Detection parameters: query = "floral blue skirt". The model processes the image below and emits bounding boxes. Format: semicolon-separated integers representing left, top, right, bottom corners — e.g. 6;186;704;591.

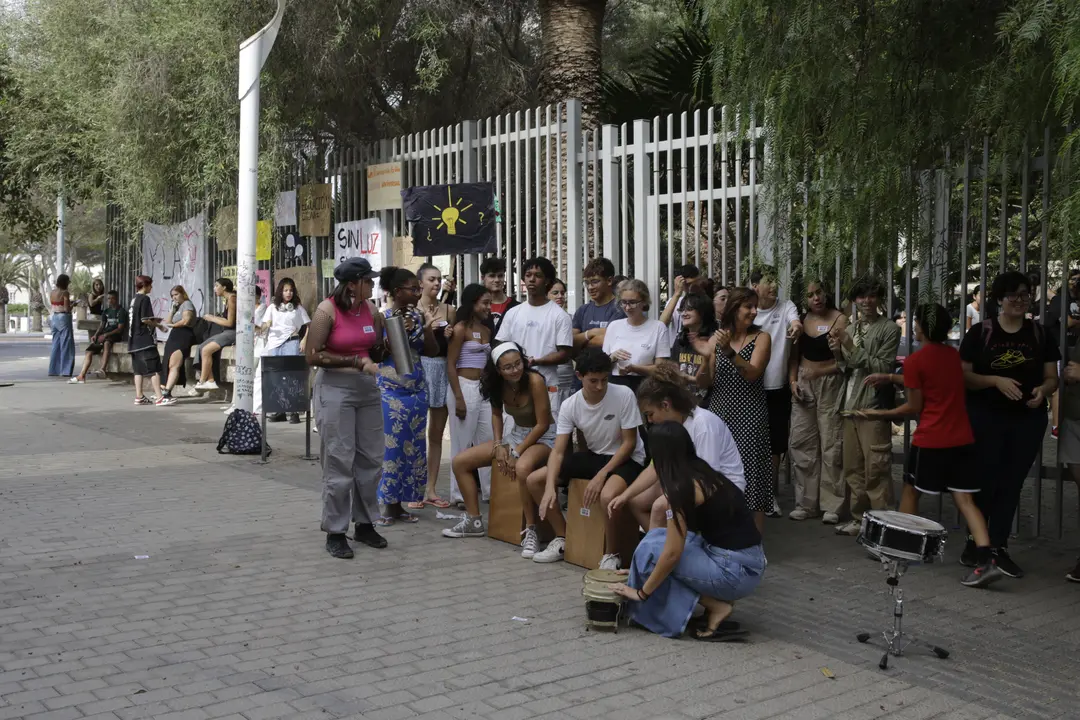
627;529;766;638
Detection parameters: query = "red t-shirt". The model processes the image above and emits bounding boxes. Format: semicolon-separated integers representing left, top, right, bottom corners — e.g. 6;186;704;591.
903;343;974;449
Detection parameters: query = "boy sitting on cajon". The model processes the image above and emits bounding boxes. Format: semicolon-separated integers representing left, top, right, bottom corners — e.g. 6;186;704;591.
526;347;645;567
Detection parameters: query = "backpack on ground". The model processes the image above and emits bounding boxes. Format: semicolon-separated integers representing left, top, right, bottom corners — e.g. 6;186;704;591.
217;410;268;455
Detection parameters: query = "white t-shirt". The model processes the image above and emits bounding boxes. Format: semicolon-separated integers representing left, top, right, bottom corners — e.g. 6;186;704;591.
556;384;646;465
602;318;671;376
685;411;745;492
263;304;311;352
496;301;573;389
965;303;981;326
669;295;686;336
754;299;800;389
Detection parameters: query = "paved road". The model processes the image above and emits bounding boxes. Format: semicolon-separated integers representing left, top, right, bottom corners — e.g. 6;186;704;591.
0;338;55;383
0;377;1078;720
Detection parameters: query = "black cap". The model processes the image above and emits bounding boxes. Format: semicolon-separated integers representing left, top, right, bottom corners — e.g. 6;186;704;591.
334;257;378;282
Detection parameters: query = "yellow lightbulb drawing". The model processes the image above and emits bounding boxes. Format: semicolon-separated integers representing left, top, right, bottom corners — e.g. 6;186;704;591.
432;187;473;235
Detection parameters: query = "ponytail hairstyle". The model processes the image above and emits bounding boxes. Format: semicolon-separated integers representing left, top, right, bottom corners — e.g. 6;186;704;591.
636;364;699;418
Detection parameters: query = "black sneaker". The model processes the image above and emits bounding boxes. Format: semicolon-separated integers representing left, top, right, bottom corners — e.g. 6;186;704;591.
287;413;300;424
268;413;286;423
993;548;1024;578
352;523;388;549
1067;558;1080;583
325;533;354;559
960;561;1004;588
959;537;978;568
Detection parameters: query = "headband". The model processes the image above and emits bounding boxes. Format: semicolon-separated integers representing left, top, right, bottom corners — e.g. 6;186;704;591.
491;343;521;365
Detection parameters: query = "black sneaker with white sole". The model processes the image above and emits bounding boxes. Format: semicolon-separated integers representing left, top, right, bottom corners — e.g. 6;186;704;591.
992;548;1024;578
325;533;354;559
1067;557;1080;583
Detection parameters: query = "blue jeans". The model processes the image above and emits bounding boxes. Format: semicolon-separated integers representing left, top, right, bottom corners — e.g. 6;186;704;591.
48;313;75;376
627;528;766;638
267;339;301;356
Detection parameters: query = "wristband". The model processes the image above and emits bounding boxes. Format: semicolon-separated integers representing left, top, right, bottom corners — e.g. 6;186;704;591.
638;589;649;601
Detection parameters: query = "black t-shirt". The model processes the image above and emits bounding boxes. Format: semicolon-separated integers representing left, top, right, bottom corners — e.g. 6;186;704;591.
671;333;709;405
128;294;156;352
958;318;1059;412
689;484;761;550
100;307;128;339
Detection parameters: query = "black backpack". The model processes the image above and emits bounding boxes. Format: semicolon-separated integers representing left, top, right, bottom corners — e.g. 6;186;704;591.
217;410;268;455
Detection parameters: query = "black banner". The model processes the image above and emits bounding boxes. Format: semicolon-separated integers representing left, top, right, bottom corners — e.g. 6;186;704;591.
403;183;496;256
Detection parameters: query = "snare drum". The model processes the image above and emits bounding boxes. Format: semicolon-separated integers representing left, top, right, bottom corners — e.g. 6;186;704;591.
858;510;947;564
581;569;625;631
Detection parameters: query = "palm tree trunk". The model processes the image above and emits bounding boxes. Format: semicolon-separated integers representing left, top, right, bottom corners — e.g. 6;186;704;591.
0;304;6;333
538;0;605;128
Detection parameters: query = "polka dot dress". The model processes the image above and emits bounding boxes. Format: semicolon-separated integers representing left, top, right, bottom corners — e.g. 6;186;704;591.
707;335;774;512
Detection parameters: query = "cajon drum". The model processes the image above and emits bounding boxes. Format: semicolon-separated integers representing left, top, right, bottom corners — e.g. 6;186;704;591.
487;461;554;546
565;478;606;569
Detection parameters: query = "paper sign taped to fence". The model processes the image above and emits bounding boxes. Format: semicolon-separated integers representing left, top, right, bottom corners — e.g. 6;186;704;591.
256;269;271;300
321;258;336;278
256;221;272;261
142;212;208;322
215;205;238;250
299;183;332;237
334;218;383;267
221;265;237;282
275;190;296;227
366;162;403;211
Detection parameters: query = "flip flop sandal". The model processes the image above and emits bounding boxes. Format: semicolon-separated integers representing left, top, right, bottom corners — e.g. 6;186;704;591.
693;626;749;643
394;512;420;524
405;501;426;511
375;516;395;527
424;497;451;509
689;617;741;633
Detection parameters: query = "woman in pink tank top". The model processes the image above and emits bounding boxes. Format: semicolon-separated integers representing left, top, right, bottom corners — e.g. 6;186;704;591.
305;257;389;559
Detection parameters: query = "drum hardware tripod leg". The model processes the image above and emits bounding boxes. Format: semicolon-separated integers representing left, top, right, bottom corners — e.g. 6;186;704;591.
856;559;949;669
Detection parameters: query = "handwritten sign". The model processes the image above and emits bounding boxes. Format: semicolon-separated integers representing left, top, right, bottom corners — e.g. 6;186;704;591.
256;221;272;261
274;190;296;227
334;218;383;266
366;162;403;211
299;183;332;237
143;212;208;322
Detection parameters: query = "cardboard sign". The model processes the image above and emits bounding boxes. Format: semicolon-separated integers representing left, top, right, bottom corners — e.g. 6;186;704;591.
299;183;332;237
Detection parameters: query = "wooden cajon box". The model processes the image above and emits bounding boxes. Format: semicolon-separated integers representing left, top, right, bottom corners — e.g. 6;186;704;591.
565;478;606;569
487;462;555;546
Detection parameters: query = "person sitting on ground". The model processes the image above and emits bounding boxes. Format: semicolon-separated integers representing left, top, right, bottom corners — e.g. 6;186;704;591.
609;421;765;639
527;347;646;567
70;290;127;384
859;303;1003;589
151;285;198;405
193;277;237;392
443;342;555;540
609;363;745;531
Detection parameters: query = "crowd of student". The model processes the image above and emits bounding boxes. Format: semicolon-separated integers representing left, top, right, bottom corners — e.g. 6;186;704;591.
48;252;1079;639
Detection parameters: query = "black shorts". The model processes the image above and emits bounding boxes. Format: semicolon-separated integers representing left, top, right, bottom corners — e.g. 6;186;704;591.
131;348;162;376
904;445;979;495
765;387;791;455
557;450;644;487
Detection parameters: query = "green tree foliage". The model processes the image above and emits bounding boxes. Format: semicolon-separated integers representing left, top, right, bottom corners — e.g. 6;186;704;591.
703;0;1080;291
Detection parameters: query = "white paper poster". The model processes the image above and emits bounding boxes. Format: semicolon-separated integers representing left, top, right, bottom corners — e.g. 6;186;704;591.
334;217;385;296
142;212;209;326
366;162;403;211
274;190;296;227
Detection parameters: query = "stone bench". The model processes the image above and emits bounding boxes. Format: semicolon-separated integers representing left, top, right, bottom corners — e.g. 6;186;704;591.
101;343;235;400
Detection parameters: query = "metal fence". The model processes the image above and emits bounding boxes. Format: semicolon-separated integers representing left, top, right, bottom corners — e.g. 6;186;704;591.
104;101;1076;540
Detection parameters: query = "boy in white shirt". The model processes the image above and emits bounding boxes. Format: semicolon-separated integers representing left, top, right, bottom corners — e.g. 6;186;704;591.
525;347;646;567
496;256;573;415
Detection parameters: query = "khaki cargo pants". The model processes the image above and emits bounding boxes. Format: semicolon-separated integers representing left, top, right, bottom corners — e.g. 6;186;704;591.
841;417;895;521
788;369;846;514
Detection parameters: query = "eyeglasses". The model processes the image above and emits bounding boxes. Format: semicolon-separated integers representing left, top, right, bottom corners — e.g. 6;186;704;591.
620;299;643;308
1004;292;1031;303
584;279;605;288
499;360;524;372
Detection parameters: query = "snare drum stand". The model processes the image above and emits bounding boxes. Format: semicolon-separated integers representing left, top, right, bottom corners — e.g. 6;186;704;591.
856;557;949;670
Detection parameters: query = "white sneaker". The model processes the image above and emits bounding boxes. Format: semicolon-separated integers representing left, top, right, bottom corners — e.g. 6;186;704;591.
194;380;218;392
821;512;840;525
835;519;862;536
599;553;621;571
532;537;565;563
223;405;236;415
68;377;84;384
788;507;819;521
766;498;782;518
520;526;539;559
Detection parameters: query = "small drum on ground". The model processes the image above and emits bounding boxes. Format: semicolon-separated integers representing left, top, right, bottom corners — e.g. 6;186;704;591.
582;569;626;632
858;510;947;564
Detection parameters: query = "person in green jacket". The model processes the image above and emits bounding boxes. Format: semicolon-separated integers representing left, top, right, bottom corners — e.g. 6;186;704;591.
829;277;902;536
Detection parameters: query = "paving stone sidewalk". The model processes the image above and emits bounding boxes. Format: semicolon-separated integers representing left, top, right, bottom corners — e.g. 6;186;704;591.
1;374;1078;720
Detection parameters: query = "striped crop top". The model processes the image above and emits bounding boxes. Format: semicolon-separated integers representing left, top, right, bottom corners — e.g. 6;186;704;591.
457;339;490;370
